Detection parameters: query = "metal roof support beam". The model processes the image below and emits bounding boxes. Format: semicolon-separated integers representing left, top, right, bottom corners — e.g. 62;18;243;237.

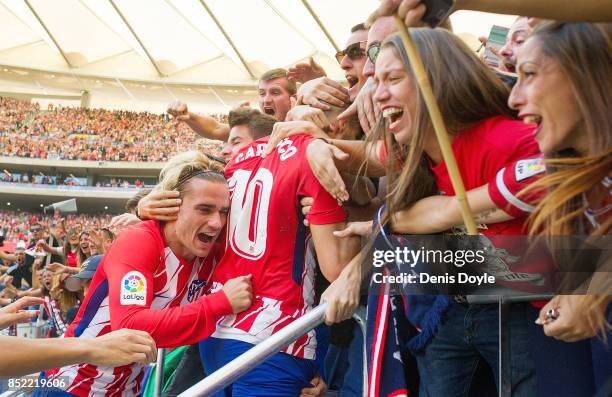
263;0;317;50
163;0;224;54
23;0;74;68
0;39;44;55
196;0;256;80
108;0;165;77
299;0;339;52
114;77;137;103
207;85;228;108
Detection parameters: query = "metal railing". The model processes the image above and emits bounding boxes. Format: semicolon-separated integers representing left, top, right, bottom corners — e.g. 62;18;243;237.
467;294;554;397
177;304;327;397
150;295;553;397
152;304;369;397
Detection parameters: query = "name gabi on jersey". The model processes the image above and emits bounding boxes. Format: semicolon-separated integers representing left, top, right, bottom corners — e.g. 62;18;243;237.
120;271;147;305
234;139;297;164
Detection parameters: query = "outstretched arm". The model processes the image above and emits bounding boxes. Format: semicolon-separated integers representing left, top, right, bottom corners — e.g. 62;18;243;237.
0;329;157;377
456;0;612;22
167;100;230;141
392;185;513;234
378;0;612;26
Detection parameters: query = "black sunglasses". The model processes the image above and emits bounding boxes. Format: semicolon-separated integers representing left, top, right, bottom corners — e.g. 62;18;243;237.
335;41;366;63
366;42;381;64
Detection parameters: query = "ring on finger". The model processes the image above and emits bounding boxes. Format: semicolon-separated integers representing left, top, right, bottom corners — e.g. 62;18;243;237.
546;308;559;321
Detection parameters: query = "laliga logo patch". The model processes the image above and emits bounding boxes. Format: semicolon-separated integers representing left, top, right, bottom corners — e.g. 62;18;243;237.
120;271;146;305
187;280;206;303
515;158;545;182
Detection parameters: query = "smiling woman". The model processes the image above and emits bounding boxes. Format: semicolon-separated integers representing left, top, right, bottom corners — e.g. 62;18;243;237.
371;29;524;219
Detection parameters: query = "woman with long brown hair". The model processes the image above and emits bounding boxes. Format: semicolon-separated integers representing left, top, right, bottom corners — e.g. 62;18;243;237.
506;21;612;395
306;28;542;396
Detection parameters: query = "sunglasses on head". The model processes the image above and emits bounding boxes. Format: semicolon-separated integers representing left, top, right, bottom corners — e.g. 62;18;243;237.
335;41;366;63
366;42;381;64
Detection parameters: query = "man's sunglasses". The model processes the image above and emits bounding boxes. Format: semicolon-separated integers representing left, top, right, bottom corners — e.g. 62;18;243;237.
366;42;381;64
335;41;366;63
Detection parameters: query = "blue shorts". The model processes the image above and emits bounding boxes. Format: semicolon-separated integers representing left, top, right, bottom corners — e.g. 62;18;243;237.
199;337;318;397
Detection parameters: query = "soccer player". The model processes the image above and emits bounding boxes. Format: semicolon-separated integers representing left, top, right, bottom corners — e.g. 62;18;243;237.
38;151;252;397
199;132;360;396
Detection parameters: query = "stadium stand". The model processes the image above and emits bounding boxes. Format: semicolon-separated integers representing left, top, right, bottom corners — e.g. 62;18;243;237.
0;97;224;162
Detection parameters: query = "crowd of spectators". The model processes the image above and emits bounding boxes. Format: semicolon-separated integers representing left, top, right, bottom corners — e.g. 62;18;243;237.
0;99;224;161
0;172;85;186
0;171;153;189
0;1;610;395
0;211;113;247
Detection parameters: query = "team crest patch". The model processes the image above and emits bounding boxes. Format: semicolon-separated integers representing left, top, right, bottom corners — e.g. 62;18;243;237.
187;280;206;303
120;271;147;305
515;158;545;182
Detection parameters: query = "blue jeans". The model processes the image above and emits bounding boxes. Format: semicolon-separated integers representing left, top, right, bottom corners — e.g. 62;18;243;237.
199;337;318;397
526;304;612;396
415;303;536;397
324;324;364;397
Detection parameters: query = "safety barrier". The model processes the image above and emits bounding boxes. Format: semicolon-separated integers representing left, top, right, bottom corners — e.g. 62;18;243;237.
157;294;555;397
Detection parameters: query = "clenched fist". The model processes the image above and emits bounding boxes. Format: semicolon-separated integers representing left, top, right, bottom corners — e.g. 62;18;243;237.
167;100;191;122
222;275;253;313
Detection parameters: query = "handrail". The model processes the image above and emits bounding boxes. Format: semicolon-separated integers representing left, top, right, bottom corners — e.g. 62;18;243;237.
176;294;554;397
178;304;327;397
351;306;368;397
153;348;166;397
467;294;554;304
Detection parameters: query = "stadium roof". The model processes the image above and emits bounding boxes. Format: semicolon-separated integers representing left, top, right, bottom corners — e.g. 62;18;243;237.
0;0;379;84
0;0;516;112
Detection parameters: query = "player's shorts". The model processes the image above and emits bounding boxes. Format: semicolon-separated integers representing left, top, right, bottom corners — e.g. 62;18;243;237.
199;337;318;397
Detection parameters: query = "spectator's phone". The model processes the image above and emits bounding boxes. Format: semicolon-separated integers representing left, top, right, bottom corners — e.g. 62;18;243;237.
420;0;454;28
484;25;509;68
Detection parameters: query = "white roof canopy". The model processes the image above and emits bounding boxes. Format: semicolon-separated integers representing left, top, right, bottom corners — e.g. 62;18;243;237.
0;0;516;112
0;0;380;84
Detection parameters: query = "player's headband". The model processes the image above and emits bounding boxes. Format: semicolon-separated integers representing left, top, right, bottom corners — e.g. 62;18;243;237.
174;169;224;190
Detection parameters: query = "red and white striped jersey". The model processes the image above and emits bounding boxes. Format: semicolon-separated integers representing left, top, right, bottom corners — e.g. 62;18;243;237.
211;135;346;360
48;220;232;397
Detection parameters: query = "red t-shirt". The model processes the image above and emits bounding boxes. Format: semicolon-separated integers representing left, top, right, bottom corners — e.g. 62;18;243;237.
211;135;346;360
430;116;540;235
429;116;553;291
66;249;78;268
488;156;546;218
50;221;232;397
490;157;611;230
